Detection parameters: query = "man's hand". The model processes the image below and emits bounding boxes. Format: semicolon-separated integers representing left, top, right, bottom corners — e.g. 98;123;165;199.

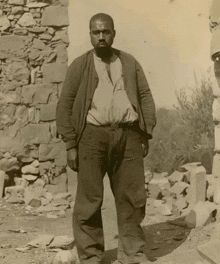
67;148;78;172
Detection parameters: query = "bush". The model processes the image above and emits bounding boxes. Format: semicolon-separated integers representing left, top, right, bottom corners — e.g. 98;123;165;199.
145;77;214;174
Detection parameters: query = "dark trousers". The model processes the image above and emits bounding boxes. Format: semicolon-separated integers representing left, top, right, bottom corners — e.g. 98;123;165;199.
73;123;147;264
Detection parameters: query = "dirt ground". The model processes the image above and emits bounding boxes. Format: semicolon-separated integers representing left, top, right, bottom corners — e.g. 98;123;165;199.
0;173;213;264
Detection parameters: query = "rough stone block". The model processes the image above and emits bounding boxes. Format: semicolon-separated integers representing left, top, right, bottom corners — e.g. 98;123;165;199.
147;182;162;199
0;134;24;155
33;87;53;104
197;240;220;264
6;124;18;139
29;48;41;61
153;172;168;179
56;43;68;63
215;124;220;152
159;204;172;216
8;0;24;5
149;178;169;188
0;157;19;172
29;198;41;207
15;105;29;126
0;15;10;32
3;60;30;83
14;177;27;187
42;63;67;83
39;161;53;175
20;124;51;144
188;165;206;207
0;111;15;129
11;6;24;15
0;90;20;104
180;162;201;171
17;13;36;27
52;31;69;44
46;173;68;195
21;165;39;175
184;201;216;228
210;222;220;240
22;83;54;105
0;81;21;92
212;153;220;178
170;182;189;196
213;98;220;122
41;5;69;27
39;142;66;162
28;107;35;123
0;35;26;50
24;186;46;205
5;185;24;198
32;178;46;188
173;198;188;212
32;38;46;50
160;188;172;198
21;86;35;104
40;104;57;121
52;250;76;264
26;2;49;8
55;155;67;167
168;171;188;185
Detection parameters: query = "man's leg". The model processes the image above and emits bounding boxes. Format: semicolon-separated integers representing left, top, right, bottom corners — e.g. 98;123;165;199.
73;124;107;264
109;128;147;264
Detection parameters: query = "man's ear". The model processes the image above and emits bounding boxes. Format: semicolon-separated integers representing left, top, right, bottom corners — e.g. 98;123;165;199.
113;30;116;38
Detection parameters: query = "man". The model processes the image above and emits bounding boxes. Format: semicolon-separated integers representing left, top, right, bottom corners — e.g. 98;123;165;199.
56;13;156;264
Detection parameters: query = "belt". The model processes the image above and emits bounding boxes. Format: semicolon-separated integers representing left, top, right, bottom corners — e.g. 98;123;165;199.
87;121;139;129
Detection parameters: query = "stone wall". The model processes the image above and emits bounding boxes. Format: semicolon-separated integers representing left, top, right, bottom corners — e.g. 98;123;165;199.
210;1;220;179
0;0;69;190
210;0;220;203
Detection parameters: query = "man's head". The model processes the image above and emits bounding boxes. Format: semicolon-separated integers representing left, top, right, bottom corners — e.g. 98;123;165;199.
89;13;116;58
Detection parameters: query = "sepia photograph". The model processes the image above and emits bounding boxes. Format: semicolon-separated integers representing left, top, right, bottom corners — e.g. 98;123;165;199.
0;0;219;263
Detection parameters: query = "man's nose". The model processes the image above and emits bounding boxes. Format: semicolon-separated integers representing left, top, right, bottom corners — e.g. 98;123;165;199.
98;32;105;40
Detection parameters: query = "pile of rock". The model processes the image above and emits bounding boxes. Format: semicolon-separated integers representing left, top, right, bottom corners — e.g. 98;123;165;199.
0;0;69;197
145;162;218;228
2;159;72;216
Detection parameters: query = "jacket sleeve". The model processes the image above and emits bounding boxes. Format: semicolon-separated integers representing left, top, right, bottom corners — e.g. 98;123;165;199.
56;57;83;150
136;60;156;139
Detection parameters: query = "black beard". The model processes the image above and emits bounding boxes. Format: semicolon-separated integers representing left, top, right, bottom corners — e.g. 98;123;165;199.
95;46;113;59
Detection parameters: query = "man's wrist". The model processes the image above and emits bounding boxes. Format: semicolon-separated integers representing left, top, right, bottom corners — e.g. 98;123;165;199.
66;140;77;150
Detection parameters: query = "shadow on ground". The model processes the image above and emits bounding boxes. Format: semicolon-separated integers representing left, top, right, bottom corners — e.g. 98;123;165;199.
102;218;191;263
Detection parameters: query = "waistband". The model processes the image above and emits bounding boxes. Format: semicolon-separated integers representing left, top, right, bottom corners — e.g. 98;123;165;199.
86;120;139;130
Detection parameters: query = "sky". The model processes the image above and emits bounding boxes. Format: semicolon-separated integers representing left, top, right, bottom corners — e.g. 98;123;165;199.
67;0;213;108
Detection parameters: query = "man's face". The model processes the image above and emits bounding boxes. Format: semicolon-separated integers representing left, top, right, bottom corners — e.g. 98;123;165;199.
90;20;115;50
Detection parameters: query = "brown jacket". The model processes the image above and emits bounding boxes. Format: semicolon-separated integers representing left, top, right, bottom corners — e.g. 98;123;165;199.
56;48;156;150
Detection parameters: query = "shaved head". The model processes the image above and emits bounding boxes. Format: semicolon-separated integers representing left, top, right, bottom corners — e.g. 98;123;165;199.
89;13;114;30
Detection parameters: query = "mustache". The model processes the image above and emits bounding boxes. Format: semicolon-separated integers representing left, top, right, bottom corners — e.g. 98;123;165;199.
97;40;108;45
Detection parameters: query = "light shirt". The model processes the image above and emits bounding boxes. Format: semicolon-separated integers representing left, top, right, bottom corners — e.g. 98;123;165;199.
86;52;138;125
